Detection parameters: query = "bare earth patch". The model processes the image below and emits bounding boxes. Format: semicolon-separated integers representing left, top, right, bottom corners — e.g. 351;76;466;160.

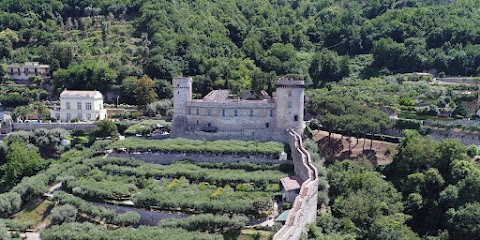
313;130;398;165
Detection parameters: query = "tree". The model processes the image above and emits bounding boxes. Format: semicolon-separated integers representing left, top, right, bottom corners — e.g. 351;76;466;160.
52;61;117;93
120;76;137;105
369;217;420;240
447;202;480;240
135;75;157;105
452;104;468;118
50;204;78;225
3;141;43;187
309;49;350;87
90;120;118;139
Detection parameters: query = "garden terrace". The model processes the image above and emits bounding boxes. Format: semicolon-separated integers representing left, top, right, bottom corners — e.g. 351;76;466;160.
58;157;290;216
40;222;222;240
108;138;286;155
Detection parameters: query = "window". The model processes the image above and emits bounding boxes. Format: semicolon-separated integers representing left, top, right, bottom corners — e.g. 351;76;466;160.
266;123;270;128
196;109;199;115
270;109;274;117
222;109;226;116
55;113;60;120
86;102;92;110
234;110;238;116
66;102;70;110
294;115;299;121
288;101;292;108
77;113;82;119
288;90;292;97
188;108;191;114
66;113;71;121
196;120;199;125
208;109;211;116
87;114;91;120
99;103;103;109
249;109;254;116
77;102;82;110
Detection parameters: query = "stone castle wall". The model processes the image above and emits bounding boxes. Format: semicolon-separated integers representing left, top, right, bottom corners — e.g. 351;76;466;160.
274;130;318;240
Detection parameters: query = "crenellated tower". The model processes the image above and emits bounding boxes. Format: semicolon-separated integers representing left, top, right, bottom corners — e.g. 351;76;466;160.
275;77;305;135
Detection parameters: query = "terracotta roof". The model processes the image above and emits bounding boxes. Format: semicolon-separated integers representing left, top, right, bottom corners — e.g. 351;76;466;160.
280;176;302;192
60;90;103;98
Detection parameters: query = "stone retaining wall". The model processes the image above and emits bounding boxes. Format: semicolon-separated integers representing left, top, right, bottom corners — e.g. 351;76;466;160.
12;122;96;132
108;152;290;165
274;130;318;240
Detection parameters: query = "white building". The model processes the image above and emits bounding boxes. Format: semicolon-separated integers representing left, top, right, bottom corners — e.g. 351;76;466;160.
6;62;50;80
50;90;107;121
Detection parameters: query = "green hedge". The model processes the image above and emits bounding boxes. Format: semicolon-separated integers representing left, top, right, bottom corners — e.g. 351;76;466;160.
109;138;285;155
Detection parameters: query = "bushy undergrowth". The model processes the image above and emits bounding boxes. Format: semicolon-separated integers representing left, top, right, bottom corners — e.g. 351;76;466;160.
108;138;285;155
40;222;222;240
53;192;140;227
159;214;248;233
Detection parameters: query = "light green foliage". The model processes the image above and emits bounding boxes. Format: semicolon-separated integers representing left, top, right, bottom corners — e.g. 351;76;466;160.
326;161;409;238
123;120;170;136
56;157;288;216
109;138;285;155
40;222;222;240
159;214;248;233
3;141;44;187
50;204;78;225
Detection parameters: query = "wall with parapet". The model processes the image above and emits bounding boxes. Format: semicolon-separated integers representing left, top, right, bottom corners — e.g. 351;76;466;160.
274;130;318;240
12;122;96;132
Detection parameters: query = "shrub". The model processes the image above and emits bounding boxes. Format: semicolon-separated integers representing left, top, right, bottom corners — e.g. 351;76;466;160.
50;204;78;225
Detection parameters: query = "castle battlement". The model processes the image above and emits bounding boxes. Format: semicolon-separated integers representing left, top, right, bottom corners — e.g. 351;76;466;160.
171;77;305;142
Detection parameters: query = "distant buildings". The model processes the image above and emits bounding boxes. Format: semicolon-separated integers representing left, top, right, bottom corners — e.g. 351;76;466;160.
50;90;107;121
6;62;50;81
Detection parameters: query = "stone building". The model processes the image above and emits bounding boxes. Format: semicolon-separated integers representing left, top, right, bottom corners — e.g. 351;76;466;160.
6;62;50;81
50;90;107;121
170;77;305;142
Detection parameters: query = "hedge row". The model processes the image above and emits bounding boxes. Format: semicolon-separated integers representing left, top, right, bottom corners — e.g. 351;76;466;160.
108;138;285;155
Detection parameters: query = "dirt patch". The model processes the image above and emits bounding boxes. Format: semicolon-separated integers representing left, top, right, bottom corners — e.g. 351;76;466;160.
313;130;397;165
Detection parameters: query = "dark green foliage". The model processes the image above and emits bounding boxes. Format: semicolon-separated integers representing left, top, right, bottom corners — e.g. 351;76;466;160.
52;61;117;93
451;104;468;118
447;202;480;240
90;120;119;139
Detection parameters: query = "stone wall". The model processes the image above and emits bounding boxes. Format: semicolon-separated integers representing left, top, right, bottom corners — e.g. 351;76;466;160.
12;122;96;132
381;128;480;146
172;128;288;143
274;130;318;240
108;152;290;165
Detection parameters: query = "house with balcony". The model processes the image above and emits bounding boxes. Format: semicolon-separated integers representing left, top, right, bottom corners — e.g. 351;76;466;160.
6;62;50;82
50;90;107;121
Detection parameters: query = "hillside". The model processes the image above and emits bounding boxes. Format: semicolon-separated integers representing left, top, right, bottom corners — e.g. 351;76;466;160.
1;0;480;98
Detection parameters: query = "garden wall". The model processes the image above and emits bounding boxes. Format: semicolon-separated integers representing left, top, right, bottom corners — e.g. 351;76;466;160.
108;152;290;165
274;130;318;240
12;122;96;132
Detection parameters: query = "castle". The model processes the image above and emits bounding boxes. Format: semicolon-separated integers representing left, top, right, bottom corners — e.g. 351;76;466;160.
170;77;305;142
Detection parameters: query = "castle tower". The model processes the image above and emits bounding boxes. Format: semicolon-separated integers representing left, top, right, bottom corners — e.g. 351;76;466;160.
171;77;192;137
172;77;192;116
275;77;305;135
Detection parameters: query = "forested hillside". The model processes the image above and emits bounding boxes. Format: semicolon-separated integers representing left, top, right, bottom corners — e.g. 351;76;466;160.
1;0;480;98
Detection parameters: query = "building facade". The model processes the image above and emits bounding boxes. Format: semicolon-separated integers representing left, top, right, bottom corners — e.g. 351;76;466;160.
170;77;305;142
50;90;107;121
6;62;50;81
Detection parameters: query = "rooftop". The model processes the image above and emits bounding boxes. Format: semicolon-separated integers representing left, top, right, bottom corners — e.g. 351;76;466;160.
280;176;302;192
60;90;103;98
7;62;50;68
